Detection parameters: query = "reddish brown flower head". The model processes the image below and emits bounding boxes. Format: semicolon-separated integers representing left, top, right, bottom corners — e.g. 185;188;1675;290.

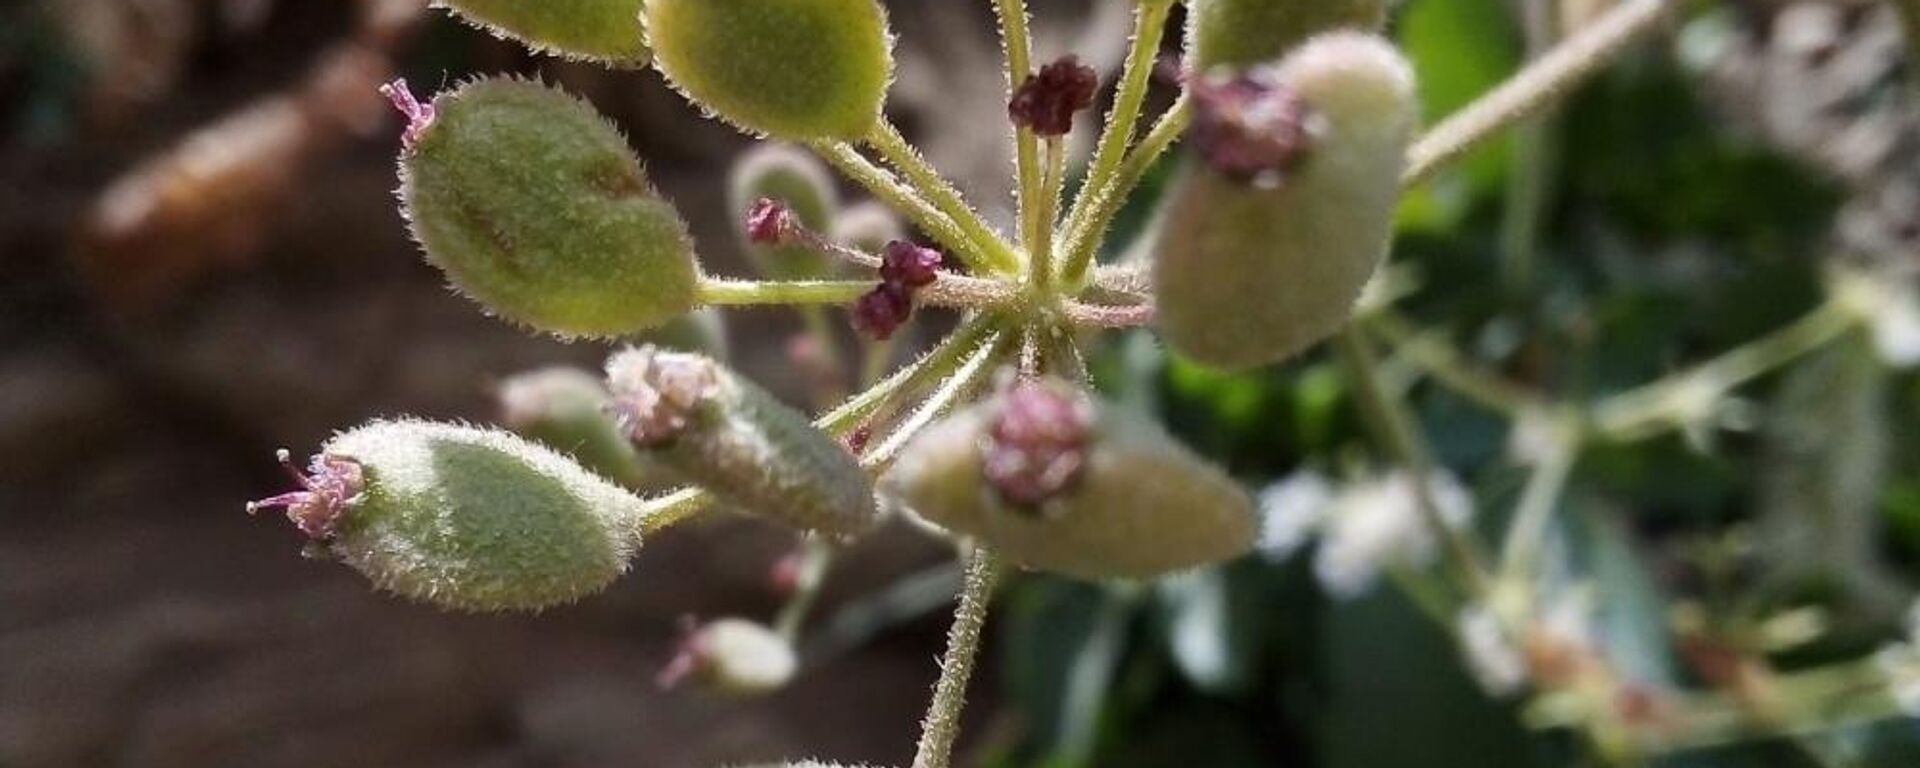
982;380;1095;507
605;346;722;446
1190;65;1321;189
1008;55;1100;137
378;78;435;153
879;240;942;287
247;449;366;542
851;282;913;340
745;197;799;246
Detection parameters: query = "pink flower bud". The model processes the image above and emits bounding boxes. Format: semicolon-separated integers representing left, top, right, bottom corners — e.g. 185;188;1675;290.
851;283;913;340
982;380;1095;506
1009;55;1100;136
879;240;942;288
746;196;800;246
1190;65;1321;189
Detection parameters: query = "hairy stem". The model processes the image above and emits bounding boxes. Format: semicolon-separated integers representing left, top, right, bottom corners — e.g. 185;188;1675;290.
810;140;993;272
1060;94;1190;289
1333;328;1494;599
863;331;1014;468
995;0;1045;271
1032;137;1067;291
910;547;1002;768
1403;0;1674;188
1057;0;1177;285
866;122;1022;274
699;276;1019;312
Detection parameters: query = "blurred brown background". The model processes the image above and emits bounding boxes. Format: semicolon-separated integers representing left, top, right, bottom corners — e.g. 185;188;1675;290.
0;1;1129;764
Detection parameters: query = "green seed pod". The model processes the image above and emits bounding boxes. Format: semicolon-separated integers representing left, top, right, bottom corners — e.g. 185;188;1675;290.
1185;0;1386;69
643;0;893;140
884;379;1257;580
1151;34;1416;370
249;420;643;612
436;0;650;67
498;367;660;491
605;346;879;537
398;78;700;338
730;143;839;279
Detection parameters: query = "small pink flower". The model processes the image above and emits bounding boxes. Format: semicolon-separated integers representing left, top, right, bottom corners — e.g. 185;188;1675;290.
879;240;942;288
745;197;798;246
982;380;1095;507
606;347;722;446
247;450;366;542
1189;66;1320;189
378;78;436;154
851;282;913;340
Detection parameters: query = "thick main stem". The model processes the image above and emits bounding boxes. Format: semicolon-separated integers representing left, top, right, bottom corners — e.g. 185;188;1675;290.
1056;0;1176;286
910;547;1002;768
1402;0;1673;188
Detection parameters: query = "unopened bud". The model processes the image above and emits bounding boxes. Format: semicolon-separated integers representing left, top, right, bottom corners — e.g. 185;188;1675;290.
1008;55;1099;137
731;143;840;278
658;618;798;695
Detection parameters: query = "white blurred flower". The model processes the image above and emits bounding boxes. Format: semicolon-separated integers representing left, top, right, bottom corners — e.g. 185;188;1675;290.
1314;470;1474;599
1457;605;1527;698
1874;645;1920;717
1872;281;1920;368
1256;469;1335;562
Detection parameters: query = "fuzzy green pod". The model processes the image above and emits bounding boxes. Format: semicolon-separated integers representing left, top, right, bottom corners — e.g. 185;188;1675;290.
1151;34;1416;370
436;0;650;67
1185;0;1386;69
884;380;1257;580
605;347;879;537
251;421;643;612
730;143;840;279
399;78;700;337
643;0;893;140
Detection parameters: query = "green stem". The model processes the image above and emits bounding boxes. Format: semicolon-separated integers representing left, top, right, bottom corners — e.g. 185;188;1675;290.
810;140;994;273
1365;311;1545;416
773;537;835;641
1032;137;1066;292
995;0;1045;269
866;122;1022;274
1059;94;1190;290
1057;0;1177;286
1498;0;1563;297
1495;413;1584;592
910;547;1002;768
863;330;1014;469
699;278;873;307
1333;328;1494;599
1402;0;1673;188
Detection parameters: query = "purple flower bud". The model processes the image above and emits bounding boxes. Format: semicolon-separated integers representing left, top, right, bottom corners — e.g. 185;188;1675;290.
745;196;799;246
850;282;913;340
378;78;436;154
1008;54;1100;137
982;380;1095;507
1189;65;1321;189
878;240;942;288
246;449;366;542
605;346;722;446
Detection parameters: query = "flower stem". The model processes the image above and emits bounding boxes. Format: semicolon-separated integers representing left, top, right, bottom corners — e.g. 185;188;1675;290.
699;278;873;306
866;122;1022;274
910;546;1002;768
1059;94;1189;290
1402;0;1674;188
810;140;994;274
863;331;1014;468
1333;328;1494;599
1057;0;1176;286
1031;137;1066;292
994;0;1045;272
773;537;835;641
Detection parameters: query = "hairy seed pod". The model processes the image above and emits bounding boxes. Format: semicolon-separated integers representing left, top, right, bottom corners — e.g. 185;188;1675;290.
399;78;700;337
884;379;1257;580
250;421;643;612
643;0;893;140
436;0;650;67
1185;0;1386;69
1151;34;1416;370
730;143;840;279
605;347;880;537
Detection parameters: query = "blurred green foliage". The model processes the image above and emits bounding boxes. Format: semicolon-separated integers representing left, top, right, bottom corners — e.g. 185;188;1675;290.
988;5;1919;766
